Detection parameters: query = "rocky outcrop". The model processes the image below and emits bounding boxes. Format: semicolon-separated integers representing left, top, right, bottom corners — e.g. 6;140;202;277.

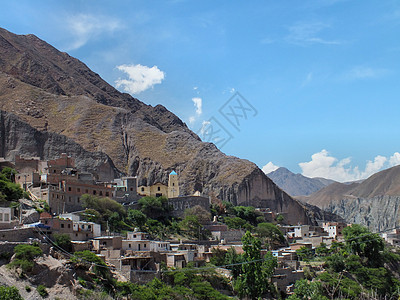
0;27;317;225
326;196;400;232
0;110;120;181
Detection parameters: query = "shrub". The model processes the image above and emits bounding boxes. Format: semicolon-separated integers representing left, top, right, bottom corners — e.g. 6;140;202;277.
0;285;23;300
36;285;48;298
7;244;42;273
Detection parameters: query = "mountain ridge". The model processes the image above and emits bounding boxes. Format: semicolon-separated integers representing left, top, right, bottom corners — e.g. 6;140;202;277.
267;167;336;196
0;27;319;225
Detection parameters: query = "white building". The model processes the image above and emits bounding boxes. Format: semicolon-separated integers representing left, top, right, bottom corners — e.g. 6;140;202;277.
322;222;347;239
0;207;12;224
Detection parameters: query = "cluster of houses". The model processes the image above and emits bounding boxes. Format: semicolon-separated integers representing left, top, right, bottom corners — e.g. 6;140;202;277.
1;153;400;294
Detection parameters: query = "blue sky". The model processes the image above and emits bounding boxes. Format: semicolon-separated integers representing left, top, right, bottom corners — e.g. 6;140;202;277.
2;0;400;182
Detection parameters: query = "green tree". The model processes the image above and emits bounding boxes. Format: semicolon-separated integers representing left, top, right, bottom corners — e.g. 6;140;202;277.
343;224;384;266
315;242;330;257
139;196;170;220
287;279;328;300
235;231;277;299
184;205;211;224
127;209;147;229
255;222;285;249
0;285;23;300
53;233;72;252
179;215;210;240
223;216;248;230
296;246;314;262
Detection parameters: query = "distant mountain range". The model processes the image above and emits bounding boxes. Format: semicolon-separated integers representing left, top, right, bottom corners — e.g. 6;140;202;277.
267;167;336;196
299;165;400;232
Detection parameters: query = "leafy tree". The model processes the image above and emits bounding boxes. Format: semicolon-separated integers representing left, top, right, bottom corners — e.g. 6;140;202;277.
296;246;314;262
223;216;248;230
255;222;285;249
127;208;147;229
210;248;227;266
139;196;170;220
287;279;328;300
184;205;211;224
225;247;243;279
315;242;330;257
235;231;277;299
0;286;23;300
53;233;72;252
179;215;210;240
343;224;384;266
81;194;127;232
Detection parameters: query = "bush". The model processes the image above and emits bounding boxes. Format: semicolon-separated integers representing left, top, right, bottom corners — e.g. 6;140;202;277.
36;285;48;298
53;233;72;252
8;244;42;273
0;285;23;300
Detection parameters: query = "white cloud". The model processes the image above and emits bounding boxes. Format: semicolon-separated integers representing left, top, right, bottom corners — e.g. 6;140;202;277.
286;22;342;46
389;152;400;167
189;97;202;124
66;14;122;50
299;150;400;182
262;162;280;174
342;66;388;80
192;97;202;115
115;64;165;94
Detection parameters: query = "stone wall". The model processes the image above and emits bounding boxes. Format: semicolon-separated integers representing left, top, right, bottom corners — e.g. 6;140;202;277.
168;196;210;218
0;227;38;242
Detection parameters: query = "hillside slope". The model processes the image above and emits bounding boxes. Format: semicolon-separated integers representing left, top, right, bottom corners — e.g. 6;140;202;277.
302;165;400;231
0;27;314;225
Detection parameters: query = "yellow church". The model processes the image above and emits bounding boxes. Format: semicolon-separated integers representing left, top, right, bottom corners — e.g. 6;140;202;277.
137;171;180;198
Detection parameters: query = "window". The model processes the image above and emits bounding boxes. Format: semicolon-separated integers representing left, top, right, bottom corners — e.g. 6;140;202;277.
0;214;3;221
68;224;71;228
93;190;96;195
85;189;88;193
172;183;175;186
86;234;88;237
141;187;144;192
53;170;56;173
130;188;133;191
105;192;109;197
77;197;80;203
129;244;131;248
69;197;72;202
77;188;80;193
68;187;71;191
99;191;103;196
158;186;161;191
56;194;59;199
88;225;91;229
76;233;78;237
144;244;146;248
45;220;48;224
61;224;65;228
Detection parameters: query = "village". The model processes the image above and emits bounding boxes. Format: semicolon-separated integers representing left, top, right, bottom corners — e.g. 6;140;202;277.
1;154;400;296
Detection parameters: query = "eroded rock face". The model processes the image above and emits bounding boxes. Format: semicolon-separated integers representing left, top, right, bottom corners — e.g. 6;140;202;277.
0;27;317;225
326;196;400;232
0;111;120;181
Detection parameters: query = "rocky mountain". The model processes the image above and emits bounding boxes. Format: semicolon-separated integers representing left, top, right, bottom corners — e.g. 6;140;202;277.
0;27;319;225
267;167;336;196
301;165;400;231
